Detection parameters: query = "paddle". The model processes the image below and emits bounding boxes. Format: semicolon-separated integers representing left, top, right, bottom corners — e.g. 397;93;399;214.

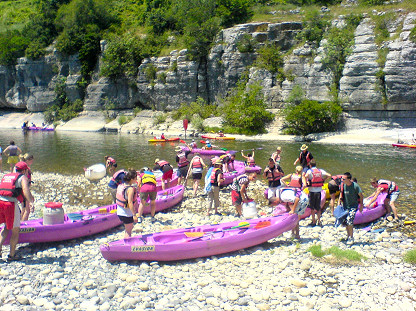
184;221;250;238
240;148;263;152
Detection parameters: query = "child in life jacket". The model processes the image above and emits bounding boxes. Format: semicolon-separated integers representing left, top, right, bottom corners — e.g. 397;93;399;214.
241;149;256;167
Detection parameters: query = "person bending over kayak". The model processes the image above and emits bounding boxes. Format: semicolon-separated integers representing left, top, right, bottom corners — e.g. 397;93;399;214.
327;174;344;215
108;169;126;204
241;149;256;167
231;172;257;217
116;169;139;238
105;156;117;175
154;159;174;190
137;167;157;223
365;178;400;221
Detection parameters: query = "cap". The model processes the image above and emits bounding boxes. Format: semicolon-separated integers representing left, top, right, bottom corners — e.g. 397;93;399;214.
192;139;195;142
175;146;182;152
300;144;308;151
15;161;29;171
154;158;160;163
276;146;281;151
142;167;149;172
206;140;210;143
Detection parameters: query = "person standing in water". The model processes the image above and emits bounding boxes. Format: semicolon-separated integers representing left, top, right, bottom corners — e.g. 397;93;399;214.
3;141;22;172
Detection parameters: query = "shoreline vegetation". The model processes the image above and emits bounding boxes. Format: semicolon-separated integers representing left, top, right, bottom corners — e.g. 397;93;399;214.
0;170;415;309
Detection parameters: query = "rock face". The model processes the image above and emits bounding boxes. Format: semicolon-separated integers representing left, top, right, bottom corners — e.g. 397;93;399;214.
0;12;415;123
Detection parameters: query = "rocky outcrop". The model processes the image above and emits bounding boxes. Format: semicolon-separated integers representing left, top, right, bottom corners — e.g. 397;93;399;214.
0;12;415;124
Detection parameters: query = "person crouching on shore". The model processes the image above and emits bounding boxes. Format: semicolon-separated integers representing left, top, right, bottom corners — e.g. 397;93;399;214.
116;170;138;238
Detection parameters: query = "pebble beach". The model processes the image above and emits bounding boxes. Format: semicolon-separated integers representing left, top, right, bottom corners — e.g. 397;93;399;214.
0;172;415;311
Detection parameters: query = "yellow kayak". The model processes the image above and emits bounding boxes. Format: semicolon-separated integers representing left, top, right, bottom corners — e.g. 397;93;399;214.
303;183;339;199
148;137;180;143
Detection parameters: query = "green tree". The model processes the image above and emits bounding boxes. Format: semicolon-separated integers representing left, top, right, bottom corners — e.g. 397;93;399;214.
298;9;330;46
0;31;30;65
215;0;253;28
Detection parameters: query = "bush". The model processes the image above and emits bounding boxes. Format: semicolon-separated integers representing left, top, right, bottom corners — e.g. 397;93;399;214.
222;83;274;135
118;115;132;125
157;72;167;84
404;248;416;264
144;64;158;83
215;0;253;28
0;31;29;65
255;42;284;78
237;33;256;53
410;26;416;43
297;9;330;46
172;97;218;121
25;41;46;60
373;12;396;46
282;99;342;136
153;113;167;125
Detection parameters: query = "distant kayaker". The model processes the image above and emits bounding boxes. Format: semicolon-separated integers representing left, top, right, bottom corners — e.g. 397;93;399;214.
153;159;173;190
218;130;225;137
0;161;34;261
105;156;117;175
108;169;126;204
116;169;139;238
3;141;22;172
207;160;224;216
17;154;34;221
337;172;364;245
189;153;207;197
365;178;400;221
202;140;214;150
175;146;191;185
241;149;256;167
303;160;331;227
263;158;284;203
137;167;157;223
160;133;166;140
294;144;313;173
271;147;282;165
230;172;257;217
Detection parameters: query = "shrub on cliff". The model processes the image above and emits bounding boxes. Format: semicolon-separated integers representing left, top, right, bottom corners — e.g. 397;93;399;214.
222;82;274;135
172;97;218;122
297;9;330;46
282;99;342;136
0;31;29;65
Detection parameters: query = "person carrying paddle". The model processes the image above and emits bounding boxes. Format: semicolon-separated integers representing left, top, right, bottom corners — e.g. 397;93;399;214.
3;141;22;173
207;160;224;216
304;160;331;227
116;169;139;238
241;149;256;167
294;144;313;173
153;159;173;190
337;172;364;245
366;178;400;221
189;153;206;197
231;172;257;217
0;161;34;261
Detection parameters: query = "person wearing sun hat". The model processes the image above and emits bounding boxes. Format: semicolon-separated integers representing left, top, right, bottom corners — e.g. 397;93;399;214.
294;144;313;173
175;145;192;185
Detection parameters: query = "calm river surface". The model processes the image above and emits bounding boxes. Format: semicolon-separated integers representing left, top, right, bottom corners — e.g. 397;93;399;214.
1;130;415;216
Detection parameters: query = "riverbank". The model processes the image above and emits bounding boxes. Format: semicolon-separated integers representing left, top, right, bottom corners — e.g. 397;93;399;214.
0;171;415;310
1;111;415;145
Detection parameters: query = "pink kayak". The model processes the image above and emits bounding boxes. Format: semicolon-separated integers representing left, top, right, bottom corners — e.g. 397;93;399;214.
234;160;262;174
155;171;178;192
0;204;121;245
100;214;298;261
354;192;388;224
141;185;184;214
180;146;236;156
223;166;246;185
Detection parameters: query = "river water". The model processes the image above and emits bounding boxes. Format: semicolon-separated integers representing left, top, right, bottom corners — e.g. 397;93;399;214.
1;129;415;218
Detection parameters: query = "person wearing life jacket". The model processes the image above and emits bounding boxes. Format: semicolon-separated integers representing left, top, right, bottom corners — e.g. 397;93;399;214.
3;141;22;172
0;161;34;261
116;169;139;238
108;169;126;204
207;160;224;216
218;130;225;137
281;165;303;189
203;140;213;150
366;178;400;221
175;146;191;185
104;156;117;175
263;158;285;203
293;144;313;173
304;160;331;227
153;158;174;190
271;146;282;165
137;167;157;223
190;140;198;149
241;149;256;167
190;153;206;197
327;174;344;215
231;172;257;217
16;153;34;221
160;133;166;140
336;172;364;245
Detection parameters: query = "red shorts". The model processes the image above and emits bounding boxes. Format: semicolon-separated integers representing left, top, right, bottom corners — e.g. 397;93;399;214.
231;190;242;206
162;169;173;181
0;200;19;230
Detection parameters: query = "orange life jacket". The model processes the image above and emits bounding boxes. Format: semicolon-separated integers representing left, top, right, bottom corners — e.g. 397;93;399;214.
288;173;302;188
116;184;137;208
310;168;324;187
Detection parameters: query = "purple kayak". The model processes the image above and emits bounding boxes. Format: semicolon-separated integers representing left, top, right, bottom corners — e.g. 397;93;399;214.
234;160;262;174
223;166;246;185
141;185;184;214
100;214;298;261
23;126;54;131
354;192;388;225
154;171;178;192
0;204;121;245
180;146;236;156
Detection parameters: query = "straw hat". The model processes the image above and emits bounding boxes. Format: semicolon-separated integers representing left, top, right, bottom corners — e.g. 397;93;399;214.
300;144;308;151
276;146;282;151
154;158;160;163
175;146;182;152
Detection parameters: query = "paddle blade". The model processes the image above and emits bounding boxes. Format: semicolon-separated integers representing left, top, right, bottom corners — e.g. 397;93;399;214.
231;221;250;229
200;140;206;144
180;140;185;143
184;232;204;238
254;220;271;229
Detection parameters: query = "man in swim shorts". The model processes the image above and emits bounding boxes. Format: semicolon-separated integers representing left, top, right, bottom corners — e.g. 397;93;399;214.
3;141;22;172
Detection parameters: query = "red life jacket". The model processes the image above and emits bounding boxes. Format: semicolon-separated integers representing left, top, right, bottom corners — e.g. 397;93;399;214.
116;184;137;208
177;152;189;168
265;166;281;182
0;173;24;203
107;157;116;164
191;156;202;169
157;160;169;168
378;179;397;193
289;173;302;188
210;168;222;185
111;170;125;186
310;168;324;187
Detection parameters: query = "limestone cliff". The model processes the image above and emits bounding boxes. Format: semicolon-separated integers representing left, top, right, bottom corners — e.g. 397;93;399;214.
0;12;415;124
